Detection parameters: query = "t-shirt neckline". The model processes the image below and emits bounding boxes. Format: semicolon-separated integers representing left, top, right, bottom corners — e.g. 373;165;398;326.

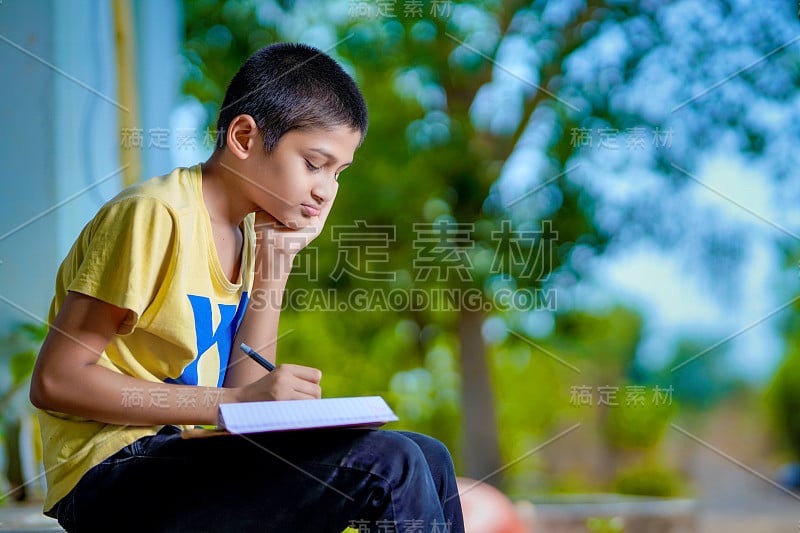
191;163;246;292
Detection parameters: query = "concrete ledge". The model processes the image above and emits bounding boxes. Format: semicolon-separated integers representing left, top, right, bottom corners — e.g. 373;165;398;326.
519;494;698;533
0;503;64;532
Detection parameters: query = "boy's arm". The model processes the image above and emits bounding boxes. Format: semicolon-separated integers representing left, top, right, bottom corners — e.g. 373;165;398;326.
224;198;336;388
30;292;321;426
225;256;292;388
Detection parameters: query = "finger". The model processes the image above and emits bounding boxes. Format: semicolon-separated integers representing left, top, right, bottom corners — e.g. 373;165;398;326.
278;364;323;383
292;380;322;399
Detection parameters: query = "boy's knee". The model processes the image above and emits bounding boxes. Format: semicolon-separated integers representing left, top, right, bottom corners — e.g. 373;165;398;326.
350;431;431;482
397;431;455;469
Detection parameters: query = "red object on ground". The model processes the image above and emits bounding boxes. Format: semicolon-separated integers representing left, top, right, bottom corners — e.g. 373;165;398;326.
456;477;531;533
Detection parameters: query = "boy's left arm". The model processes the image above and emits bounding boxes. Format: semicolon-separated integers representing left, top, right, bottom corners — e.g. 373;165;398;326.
225;201;334;388
225;235;293;387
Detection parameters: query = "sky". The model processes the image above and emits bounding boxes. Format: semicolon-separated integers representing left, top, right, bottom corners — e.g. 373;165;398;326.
486;0;800;383
493;122;794;383
586;149;788;382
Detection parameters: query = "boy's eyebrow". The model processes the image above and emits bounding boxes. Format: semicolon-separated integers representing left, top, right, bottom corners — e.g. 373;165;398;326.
309;147;352;167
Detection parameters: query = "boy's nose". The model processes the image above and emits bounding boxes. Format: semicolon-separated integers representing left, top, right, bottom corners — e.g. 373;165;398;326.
311;175;336;203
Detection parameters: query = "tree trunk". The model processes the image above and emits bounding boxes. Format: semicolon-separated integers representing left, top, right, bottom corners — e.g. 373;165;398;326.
459;307;504;487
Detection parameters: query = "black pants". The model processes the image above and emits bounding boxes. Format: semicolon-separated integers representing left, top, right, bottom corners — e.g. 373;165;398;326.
51;425;465;532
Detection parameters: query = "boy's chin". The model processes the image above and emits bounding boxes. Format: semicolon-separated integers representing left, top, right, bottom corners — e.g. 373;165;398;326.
277;216;312;231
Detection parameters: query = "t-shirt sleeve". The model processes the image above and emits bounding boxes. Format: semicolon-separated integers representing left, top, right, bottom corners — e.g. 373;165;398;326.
67;196;178;334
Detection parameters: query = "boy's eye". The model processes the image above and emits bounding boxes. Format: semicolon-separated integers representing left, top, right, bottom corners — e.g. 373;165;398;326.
305;159;321;172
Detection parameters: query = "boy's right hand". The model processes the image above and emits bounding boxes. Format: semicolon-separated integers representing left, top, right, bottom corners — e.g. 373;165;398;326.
237;364;322;402
253;206;332;260
253;179;337;260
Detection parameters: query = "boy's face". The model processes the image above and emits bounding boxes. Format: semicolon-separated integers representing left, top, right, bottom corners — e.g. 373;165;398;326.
240;125;361;230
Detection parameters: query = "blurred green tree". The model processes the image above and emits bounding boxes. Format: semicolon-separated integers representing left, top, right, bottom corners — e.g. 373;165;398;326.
767;342;800;460
180;0;800;487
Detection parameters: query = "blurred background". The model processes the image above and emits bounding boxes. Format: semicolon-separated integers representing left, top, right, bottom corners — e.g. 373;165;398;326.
1;0;800;531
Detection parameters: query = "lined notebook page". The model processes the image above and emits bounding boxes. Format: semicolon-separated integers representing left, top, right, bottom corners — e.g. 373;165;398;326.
219;396;398;434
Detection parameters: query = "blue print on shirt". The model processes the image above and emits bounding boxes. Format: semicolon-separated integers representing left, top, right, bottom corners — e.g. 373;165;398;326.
165;292;249;387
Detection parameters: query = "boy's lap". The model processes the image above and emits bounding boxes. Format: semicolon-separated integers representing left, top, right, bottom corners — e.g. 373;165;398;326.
59;426;451;531
64;429;365;530
83;425;431;495
140;425;434;470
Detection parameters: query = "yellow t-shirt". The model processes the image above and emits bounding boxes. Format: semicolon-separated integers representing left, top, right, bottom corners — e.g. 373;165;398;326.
38;164;255;513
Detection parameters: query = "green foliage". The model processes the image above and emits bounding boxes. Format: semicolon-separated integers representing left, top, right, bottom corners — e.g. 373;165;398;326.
553;307;643;377
182;0;278;124
586;517;624;533
602;393;675;450
0;322;47;504
654;339;736;410
16;323;48;342
276;310;407;396
489;339;564;489
1;322;47;416
766;344;800;459
10;350;36;387
388;338;463;455
613;463;683;498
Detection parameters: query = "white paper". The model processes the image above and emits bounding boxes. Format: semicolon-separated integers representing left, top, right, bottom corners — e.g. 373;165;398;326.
218;396;399;434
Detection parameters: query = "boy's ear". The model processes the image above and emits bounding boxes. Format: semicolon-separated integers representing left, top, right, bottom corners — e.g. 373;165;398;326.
226;114;259;159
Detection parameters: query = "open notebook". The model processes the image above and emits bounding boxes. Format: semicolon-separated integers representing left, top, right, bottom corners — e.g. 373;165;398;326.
182;396;398;438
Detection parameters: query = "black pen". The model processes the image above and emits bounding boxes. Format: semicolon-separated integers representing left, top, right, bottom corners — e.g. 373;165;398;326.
239;342;276;372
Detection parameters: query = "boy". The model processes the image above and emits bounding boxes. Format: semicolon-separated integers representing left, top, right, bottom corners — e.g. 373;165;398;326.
30;43;464;532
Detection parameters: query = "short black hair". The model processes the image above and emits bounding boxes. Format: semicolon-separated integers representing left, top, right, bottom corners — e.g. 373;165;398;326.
216;42;368;152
